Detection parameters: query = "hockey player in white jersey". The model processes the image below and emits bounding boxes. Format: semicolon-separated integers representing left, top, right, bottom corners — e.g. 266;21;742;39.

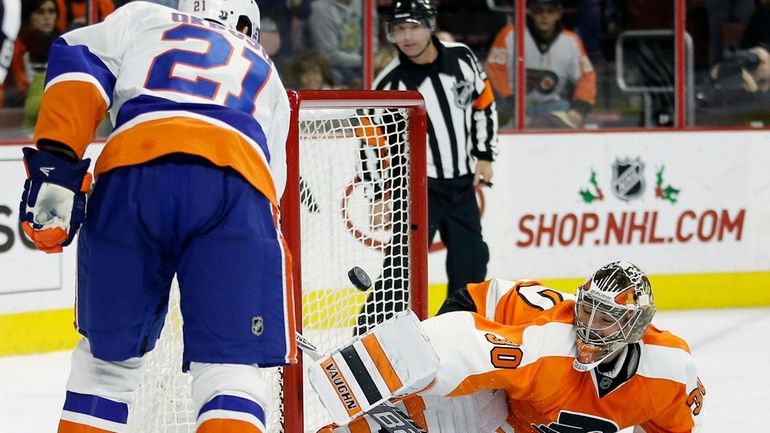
17;1;296;432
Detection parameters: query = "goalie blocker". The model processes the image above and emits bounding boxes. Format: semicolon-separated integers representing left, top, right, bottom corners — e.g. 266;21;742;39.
307;311;438;426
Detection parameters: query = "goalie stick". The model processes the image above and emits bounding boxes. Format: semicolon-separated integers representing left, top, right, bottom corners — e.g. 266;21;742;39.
293;267;426;433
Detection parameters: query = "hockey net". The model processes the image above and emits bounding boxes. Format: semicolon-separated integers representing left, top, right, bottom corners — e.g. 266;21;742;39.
126;90;428;433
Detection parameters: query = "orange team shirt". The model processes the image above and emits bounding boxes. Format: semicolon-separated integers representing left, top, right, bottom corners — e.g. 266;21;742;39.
56;0;115;32
412;279;705;433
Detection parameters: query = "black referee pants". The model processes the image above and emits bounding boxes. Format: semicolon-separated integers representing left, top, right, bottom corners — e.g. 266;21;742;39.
428;174;489;297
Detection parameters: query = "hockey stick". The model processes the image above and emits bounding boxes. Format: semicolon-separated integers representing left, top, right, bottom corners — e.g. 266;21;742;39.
299;177;320;213
293;267;426;433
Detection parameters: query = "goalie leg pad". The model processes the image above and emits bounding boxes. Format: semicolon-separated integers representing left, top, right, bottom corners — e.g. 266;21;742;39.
189;362;271;432
308;311;439;426
419;390;509;433
318;391;509;433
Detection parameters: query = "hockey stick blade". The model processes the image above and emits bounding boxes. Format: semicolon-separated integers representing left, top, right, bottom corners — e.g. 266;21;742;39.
294;332;426;433
295;332;322;361
348;266;372;291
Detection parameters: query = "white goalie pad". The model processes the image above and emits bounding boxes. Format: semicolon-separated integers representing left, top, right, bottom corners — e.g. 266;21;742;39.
419;390;509;433
307;311;439;426
319;390;510;433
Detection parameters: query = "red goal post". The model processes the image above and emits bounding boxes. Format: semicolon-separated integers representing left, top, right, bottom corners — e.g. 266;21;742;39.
280;90;429;433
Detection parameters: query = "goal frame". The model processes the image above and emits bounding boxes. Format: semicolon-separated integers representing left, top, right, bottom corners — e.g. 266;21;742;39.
281;89;429;433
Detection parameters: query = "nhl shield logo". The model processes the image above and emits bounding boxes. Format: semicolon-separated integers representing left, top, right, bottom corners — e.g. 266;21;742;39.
251;316;264;336
452;80;474;109
611;158;645;202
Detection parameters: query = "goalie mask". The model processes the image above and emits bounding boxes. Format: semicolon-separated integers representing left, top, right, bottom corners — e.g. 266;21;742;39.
178;0;261;40
573;260;656;372
386;0;437;43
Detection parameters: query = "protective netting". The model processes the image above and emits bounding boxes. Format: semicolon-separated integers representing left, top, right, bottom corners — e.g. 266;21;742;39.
126;103;418;433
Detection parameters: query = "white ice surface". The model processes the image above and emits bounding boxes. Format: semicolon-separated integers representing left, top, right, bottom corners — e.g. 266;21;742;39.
1;307;769;433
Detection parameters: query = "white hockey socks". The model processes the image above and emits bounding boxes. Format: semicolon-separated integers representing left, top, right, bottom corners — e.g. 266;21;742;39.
189;362;272;433
307;311;439;426
59;338;144;433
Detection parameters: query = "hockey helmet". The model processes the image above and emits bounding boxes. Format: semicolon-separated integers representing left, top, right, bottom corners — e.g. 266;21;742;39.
178;0;261;40
386;0;437;42
573;260;656;371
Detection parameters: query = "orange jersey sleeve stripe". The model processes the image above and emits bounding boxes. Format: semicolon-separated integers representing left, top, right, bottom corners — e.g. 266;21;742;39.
197;419;263;433
473;80;496;110
320;357;363;418
34;81;108;157
274;207;298;364
486;24;513;97
562;30;597;106
361;334;404;393
58;420;117;433
97;117;278;206
572;70;597;105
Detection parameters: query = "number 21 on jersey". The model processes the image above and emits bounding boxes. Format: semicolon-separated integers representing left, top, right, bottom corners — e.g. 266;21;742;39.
145;21;270;114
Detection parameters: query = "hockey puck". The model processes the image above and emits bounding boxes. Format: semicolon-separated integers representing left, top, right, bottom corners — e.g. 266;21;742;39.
348;266;372;291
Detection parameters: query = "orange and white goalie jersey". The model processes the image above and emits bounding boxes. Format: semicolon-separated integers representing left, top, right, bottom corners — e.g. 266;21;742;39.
34;1;290;205
417;279;705;433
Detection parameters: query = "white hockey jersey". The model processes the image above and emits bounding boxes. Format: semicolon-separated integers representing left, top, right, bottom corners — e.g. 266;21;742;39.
487;23;596;113
34;1;290;204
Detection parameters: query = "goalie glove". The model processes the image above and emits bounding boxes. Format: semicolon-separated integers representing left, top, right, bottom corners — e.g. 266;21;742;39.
19;147;92;253
307;311;439;426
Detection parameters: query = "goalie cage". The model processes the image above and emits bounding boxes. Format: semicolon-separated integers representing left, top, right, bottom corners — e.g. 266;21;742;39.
125;90;428;433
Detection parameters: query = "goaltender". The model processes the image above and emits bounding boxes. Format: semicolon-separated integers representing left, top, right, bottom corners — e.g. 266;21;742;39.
312;261;705;433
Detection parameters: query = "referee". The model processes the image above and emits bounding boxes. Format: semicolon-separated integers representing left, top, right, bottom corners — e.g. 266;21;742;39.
356;0;497;334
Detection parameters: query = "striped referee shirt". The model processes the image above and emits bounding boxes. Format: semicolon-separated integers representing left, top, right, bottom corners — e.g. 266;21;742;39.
374;36;498;179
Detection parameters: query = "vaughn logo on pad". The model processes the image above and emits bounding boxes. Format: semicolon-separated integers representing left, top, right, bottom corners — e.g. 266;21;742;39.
320;358;360;416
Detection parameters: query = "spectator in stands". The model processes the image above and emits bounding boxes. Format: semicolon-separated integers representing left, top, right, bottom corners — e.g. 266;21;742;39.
706;0;755;66
260;17;282;58
739;0;770;50
698;1;770;125
7;0;60;127
114;0;176;7
486;0;596;129
258;0;311;68
56;0;114;31
284;50;336;89
573;0;622;60
374;45;397;77
308;0;363;88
